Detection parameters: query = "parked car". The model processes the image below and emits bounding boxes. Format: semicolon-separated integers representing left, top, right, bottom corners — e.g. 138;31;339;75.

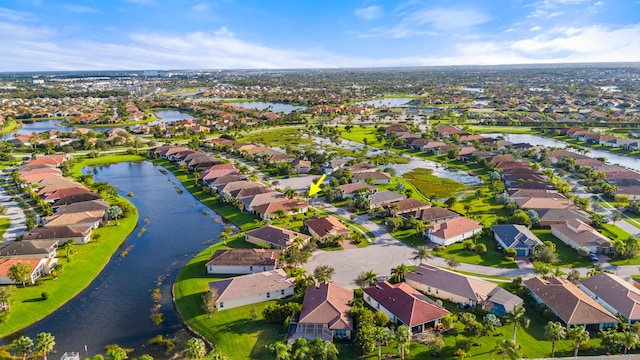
589;253;599;262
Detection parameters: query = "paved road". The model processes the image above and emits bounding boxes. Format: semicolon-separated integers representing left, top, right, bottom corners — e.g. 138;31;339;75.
0;171;27;241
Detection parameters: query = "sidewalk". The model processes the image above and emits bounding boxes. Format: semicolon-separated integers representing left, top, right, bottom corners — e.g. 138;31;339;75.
0;172;27;241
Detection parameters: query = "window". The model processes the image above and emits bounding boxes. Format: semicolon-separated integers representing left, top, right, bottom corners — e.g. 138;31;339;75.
250;266;253;271
219;302;223;308
427;286;431;293
267;292;271;298
335;329;347;338
281;289;285;295
436;289;439;294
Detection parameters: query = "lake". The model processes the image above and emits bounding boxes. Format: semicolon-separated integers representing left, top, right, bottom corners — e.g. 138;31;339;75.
4;162;225;358
152;110;198;124
356;98;415;108
229;101;306;114
485;133;640;172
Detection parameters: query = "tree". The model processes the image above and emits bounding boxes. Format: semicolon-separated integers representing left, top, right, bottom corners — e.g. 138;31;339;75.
267;341;291;360
284;187;297;199
0;285;16;311
504;305;529;345
105;345;130;360
396;325;411;359
612;210;623;223
363;270;377;287
463;203;472;215
495;339;518;360
567;269;581;284
446;255;461;269
185;338;206;360
202;288;218;318
313;265;335;283
308;337;339;360
391;264;409;282
291;338;311;359
355;271;371;288
567;326;590;358
374;327;392;360
12;336;33;360
444;197;457;208
9;262;32;287
108;205;123;225
35;332;56;360
621;331;639;354
412;245;433;264
544;321;566;358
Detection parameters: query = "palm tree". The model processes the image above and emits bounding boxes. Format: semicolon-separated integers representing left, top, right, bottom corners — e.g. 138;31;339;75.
355;271;370;288
396;325;411;359
374;327;392;360
544;321;566;358
12;336;33;360
567;326;590;358
283;187;297;199
622;331;639;354
107;205;123;225
308;337;339;360
365;270;377;286
446;255;461;269
611;210;623;223
391;264;409;282
313;265;335;284
496;339;518;360
185;338;206;359
463;203;472;215
412;245;433;264
267;341;290;360
504;305;529;345
35;332;56;360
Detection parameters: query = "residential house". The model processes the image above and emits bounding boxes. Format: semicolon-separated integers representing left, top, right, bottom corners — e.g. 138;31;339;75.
406;264;523;315
245;225;311;249
239;191;286;213
345;163;379;174
514;197;576;211
54;199;110;216
425;217;483;246
23;225;93;244
580;273;640;324
537;208;591;226
403;207;460;224
208;269;295;310
337;183;377;199
550;219;613;254
52;192;103;210
293;283;354;342
524;277;619;331
367;190;405;209
322;159;347;174
44;211;104;229
205;249;281;274
491;224;543;256
386;198;431;215
292;160;312;174
254;199;308;220
363;281;450;334
0;257;57;285
305;216;350;240
0;240;58;259
351;171;392;185
42;187;91;203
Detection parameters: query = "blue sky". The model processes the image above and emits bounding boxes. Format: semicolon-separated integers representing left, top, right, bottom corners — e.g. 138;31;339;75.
1;0;640;71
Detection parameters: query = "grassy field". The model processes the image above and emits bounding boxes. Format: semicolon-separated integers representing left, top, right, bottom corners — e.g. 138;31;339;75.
403;168;464;199
0;120;20;135
0;207;138;337
468;125;537;134
436;234;520;269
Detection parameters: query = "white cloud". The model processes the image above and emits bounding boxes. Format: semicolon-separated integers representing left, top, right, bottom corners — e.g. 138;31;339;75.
192;3;208;12
530;26;541;31
60;4;99;13
355;6;383;21
0;7;33;21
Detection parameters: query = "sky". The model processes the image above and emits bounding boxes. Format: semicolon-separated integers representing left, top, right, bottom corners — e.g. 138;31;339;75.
1;0;640;71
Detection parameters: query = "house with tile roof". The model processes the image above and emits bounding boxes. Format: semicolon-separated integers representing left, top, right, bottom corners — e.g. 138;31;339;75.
205;249;281;274
351;171;392;185
292;283;354;342
537;208;591;226
304;216;350;240
425;217;483;246
23;225;93;244
580;273;640;324
386;198;431;215
245;225;311;249
406;264;523;316
337;182;377;199
491;224;543;256
524;277;619;331
0;240;58;259
550;219;613;254
254;199;309;220
403;206;460;224
363;281;450;334
0;257;57;285
208;269;295;310
367;190;405;209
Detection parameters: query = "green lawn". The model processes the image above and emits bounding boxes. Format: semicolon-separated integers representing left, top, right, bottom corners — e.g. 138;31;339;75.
71;153;146;176
402;168;464;200
530;229;592;268
0;210;138;337
435;234;519;269
0;120;20;135
0;217;10;238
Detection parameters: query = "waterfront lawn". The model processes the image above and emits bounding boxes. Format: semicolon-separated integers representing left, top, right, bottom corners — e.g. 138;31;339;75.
530;229;592;268
402;168;464;200
173;236;286;360
238;127;310;148
0;213;138;337
0;119;19;134
72;153;146;176
379;176;430;202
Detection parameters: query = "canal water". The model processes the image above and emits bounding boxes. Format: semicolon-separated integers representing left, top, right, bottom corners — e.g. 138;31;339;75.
230;101;306;114
4;161;225;358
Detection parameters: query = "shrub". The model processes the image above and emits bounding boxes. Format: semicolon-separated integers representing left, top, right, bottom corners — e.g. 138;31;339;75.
127;192;134;197
41;291;50;300
263;303;302;324
505;256;515;262
474;243;487;254
504;248;517;258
